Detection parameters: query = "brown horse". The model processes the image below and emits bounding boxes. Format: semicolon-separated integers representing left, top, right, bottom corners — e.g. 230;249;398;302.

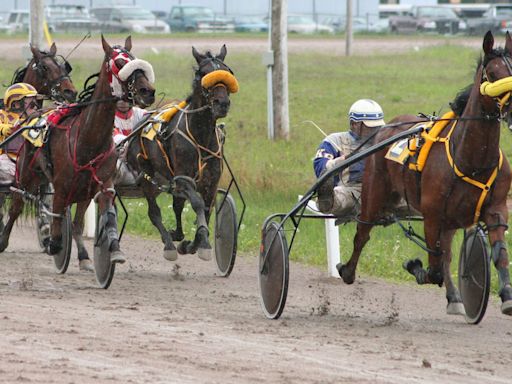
338;31;512;316
0;36;155;269
122;45;237;261
11;42;77;104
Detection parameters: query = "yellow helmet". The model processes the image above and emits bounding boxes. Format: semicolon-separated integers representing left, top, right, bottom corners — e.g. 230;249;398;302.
4;83;38;111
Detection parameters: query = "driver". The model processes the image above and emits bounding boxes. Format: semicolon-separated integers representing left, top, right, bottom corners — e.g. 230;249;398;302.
313;99;385;218
0;83;41;184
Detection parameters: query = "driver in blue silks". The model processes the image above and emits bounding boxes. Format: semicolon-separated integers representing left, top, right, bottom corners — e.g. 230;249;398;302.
313;99;385;218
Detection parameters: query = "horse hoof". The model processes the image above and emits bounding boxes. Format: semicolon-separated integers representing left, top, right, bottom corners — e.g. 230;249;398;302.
446;302;466;316
197;248;212;261
177;240;191;255
110;251;126;264
79;259;94;272
337;263;355;284
163;249;178;261
501;300;512;316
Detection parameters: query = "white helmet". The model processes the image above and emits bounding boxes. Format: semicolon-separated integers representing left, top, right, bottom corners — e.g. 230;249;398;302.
348;99;385;127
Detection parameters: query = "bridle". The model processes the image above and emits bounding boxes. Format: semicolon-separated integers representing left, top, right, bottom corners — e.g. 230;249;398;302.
195;55;237;108
31;53;72;103
480;52;512;118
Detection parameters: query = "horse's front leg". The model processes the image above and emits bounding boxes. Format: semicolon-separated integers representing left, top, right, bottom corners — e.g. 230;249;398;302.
96;183;125;264
47;190;66;255
173;176;211;261
72;200;94;272
439;229;465;315
143;186;177;261
483;209;512;315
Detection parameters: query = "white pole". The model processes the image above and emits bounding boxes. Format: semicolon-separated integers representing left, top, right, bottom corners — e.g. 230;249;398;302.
266;0;274;140
29;0;44;49
325;218;341;278
345;0;353;56
84;201;96;238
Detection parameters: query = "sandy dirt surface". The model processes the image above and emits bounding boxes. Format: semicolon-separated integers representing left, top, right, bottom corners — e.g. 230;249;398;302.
0;35;484;60
0;223;511;384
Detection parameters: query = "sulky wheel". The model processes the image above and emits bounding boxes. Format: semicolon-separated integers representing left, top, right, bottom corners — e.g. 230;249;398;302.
214;189;237;277
52;207;72;274
458;226;491;324
94;207;116;289
258;220;289;319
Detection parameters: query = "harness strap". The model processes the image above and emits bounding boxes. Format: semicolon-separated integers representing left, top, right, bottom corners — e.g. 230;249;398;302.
440;120;503;224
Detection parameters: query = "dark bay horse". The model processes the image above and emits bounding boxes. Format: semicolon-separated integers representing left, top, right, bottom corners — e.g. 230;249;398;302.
338;31;512;316
0;36;155;269
12;42;77;104
123;45;237;261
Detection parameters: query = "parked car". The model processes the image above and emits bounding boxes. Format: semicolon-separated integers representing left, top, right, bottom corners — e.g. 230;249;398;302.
287;15;334;34
329;17;390;34
46;4;101;34
91;6;170;34
167;5;234;33
234;16;268;32
465;4;512;36
389;5;466;34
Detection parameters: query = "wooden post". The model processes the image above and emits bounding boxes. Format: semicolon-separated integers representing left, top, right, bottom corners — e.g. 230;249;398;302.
271;0;289;140
29;0;45;49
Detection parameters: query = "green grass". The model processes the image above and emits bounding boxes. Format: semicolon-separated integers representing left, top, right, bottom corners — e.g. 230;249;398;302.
0;36;509;292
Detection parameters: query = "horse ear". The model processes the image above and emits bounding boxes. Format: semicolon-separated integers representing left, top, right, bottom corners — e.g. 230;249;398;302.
217;44;227;61
30;44;41;60
192;47;205;64
506;31;512;55
101;34;113;56
483;30;494;55
49;42;57;56
124;36;132;52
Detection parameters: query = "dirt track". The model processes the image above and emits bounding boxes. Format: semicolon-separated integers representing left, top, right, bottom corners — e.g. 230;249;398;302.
0;223;511;383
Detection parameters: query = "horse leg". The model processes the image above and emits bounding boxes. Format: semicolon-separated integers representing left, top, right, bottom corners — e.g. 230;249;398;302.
0;193;25;252
96;187;125;264
484;210;512;315
440;230;465;315
338;222;374;284
170;197;185;242
173;176;211;260
146;192;177;261
72;200;94;272
46;191;67;255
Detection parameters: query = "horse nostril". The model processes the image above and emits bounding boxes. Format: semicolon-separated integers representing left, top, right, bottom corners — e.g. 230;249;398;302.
64;89;77;102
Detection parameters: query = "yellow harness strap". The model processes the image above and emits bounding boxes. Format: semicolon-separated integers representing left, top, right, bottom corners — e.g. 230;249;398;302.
441;121;503;224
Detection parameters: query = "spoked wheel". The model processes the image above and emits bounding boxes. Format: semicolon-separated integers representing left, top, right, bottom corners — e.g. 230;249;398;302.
94;208;115;289
214;189;237;277
258;220;289;319
36;184;72;274
52;208;72;274
458;226;491;324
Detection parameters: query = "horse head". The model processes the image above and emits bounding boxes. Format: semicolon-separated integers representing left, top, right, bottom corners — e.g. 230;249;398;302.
101;35;156;108
478;31;512;117
192;44;239;119
28;42;77;103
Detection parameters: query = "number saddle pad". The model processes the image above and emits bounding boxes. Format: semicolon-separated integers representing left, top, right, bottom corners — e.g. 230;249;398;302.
141;100;188;141
385;110;455;172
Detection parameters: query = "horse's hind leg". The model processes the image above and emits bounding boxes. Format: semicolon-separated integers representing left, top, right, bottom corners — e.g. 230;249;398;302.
0;193;25;252
173;176;211;260
338;222;374;284
145;191;177;261
484;209;512;315
72;200;94;272
96;187;125;264
170;197;185;242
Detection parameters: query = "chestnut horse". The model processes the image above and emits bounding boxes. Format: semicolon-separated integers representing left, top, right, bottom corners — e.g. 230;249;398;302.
0;36;155;269
338;31;512;316
11;42;77;104
122;45;237;261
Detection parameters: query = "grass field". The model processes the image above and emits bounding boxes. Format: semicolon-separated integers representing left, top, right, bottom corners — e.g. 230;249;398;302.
0;35;510;291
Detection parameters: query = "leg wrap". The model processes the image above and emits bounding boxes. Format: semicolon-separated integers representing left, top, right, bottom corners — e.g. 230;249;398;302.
427;266;444;287
492;240;511;294
100;206;119;248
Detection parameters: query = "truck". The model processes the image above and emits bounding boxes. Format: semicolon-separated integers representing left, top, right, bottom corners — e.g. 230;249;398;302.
389;5;466;34
167;5;234;33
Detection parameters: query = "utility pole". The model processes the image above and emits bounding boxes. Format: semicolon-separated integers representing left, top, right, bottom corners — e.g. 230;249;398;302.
270;0;289;140
30;0;44;49
345;0;353;56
